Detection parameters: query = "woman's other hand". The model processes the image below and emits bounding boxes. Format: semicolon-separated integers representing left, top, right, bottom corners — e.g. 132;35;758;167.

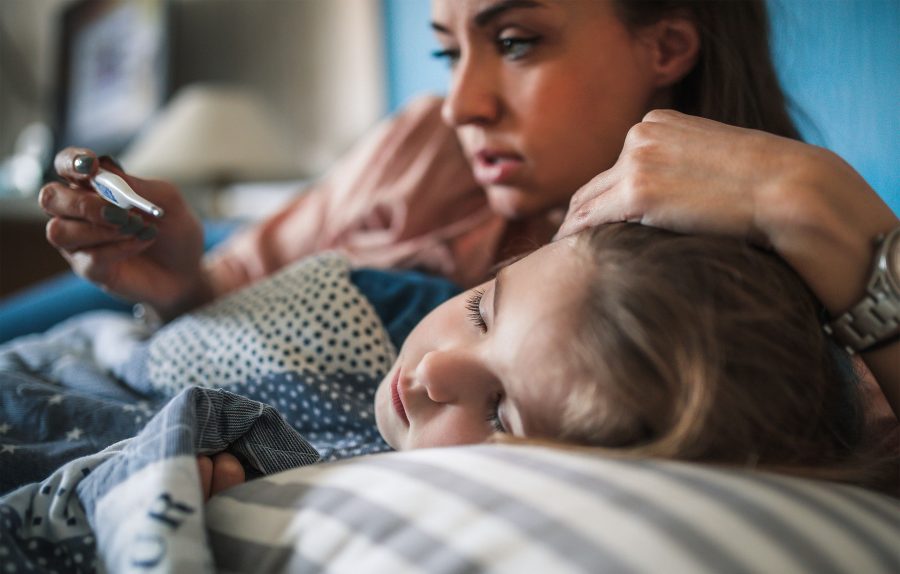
556;110;898;416
556;110;897;317
558;109;803;243
40;147;209;319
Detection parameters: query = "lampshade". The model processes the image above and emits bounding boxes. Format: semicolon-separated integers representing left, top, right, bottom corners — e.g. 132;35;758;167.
120;84;300;184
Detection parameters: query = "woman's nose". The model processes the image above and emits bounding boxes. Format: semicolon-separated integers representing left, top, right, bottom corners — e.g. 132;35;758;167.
441;55;500;128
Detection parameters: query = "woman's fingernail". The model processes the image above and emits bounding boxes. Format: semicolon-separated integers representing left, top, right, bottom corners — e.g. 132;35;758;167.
137;225;158;241
101;205;129;225
39;185;54;205
74;155;95;174
121;214;144;235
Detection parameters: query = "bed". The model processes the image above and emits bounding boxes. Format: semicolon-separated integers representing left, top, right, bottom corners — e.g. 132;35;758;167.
202;444;900;574
1;254;898;573
5;432;900;573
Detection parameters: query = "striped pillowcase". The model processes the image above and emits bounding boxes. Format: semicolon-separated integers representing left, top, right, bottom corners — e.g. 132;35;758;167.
205;444;900;573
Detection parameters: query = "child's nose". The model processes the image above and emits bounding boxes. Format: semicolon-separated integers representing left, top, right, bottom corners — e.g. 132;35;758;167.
417;349;489;405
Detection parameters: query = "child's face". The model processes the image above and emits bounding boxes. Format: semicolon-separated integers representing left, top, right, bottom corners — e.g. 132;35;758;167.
375;238;592;450
431;0;663;219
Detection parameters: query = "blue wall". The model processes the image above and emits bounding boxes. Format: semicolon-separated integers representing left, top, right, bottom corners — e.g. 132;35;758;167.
381;0;898;215
769;0;899;215
382;0;450;110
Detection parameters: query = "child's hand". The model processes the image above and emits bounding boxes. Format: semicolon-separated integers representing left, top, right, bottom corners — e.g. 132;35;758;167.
197;452;246;501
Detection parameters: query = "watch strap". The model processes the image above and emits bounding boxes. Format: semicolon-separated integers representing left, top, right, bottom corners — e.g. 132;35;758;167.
825;225;900;354
824;282;900;352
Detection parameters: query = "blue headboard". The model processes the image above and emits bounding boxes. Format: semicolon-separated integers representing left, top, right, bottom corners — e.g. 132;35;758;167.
381;0;899;215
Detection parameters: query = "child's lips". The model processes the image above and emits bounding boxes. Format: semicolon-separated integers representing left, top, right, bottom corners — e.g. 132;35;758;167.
391;368;409;427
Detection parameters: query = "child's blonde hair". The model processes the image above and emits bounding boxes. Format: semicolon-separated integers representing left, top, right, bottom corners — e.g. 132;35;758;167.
525;224;892;491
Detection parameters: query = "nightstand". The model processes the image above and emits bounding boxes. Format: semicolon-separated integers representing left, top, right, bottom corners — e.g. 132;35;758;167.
0;196;69;298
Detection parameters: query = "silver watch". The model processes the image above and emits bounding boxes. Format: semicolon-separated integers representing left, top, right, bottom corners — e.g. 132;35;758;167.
824;225;900;354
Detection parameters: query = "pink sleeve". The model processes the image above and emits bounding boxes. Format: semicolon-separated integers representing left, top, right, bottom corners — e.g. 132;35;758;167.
204;95;507;294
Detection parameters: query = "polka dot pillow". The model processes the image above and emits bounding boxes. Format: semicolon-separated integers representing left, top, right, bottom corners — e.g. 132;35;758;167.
147;253;396;395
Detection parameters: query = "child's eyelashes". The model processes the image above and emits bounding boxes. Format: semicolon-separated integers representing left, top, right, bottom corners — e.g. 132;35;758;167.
465;289;488;333
487;392;506;433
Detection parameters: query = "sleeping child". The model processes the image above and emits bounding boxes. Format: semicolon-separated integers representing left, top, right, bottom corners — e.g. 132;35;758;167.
195;223;893;499
2;222;893;572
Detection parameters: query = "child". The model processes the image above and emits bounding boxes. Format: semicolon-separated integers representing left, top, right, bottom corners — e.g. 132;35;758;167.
198;223;891;499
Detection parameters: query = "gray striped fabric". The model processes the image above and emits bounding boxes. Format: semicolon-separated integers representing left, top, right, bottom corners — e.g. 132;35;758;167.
205;445;900;574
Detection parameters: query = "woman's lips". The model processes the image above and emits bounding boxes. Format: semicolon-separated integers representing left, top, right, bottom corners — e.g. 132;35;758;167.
472;150;524;186
391;368;409;427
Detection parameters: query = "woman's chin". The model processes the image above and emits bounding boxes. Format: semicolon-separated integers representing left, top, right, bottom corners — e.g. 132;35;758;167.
486;187;536;220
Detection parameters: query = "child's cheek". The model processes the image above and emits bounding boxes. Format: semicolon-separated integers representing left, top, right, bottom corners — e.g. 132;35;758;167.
373;376;400;449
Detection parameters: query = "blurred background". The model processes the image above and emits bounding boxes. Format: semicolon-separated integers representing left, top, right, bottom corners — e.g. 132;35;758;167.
0;0;898;300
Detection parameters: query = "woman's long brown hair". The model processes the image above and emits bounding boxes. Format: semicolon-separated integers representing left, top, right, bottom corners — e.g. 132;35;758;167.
615;0;802;139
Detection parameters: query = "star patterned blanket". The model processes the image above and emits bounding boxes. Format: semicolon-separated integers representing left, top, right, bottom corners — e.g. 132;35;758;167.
0;311;161;492
1;386;320;572
0;254;411;573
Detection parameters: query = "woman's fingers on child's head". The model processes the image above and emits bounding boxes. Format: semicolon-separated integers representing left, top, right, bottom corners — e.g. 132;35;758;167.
569;165;618;212
54;147;98;184
641;108;688;125
557;172;626;238
569;194;628;237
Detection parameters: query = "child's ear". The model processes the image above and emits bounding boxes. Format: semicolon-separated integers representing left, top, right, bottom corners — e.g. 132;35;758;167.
638;16;701;88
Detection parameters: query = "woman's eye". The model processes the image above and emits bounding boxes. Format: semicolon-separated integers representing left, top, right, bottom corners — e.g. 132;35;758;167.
496;36;539;60
487;392;506;433
465;289;488;333
431;48;460;67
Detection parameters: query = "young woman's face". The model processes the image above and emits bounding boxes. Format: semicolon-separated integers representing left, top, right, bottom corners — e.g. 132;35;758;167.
431;0;662;219
375;238;592;450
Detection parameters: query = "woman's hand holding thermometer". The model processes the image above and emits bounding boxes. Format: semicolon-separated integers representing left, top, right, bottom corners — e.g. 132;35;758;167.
42;148;208;319
90;168;165;218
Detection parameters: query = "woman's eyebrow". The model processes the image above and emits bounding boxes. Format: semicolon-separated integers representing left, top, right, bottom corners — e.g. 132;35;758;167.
431;0;545;34
431;21;451;35
474;0;545;27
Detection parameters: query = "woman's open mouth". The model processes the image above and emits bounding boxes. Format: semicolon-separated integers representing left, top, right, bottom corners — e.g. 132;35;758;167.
472;150;525;186
391;368;409;427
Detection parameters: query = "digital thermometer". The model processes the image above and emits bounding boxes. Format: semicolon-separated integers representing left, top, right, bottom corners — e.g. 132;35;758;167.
90;169;164;218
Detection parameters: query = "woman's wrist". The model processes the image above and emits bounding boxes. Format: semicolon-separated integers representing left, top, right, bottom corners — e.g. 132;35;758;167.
757;147;899;419
153;268;217;323
757;145;895;315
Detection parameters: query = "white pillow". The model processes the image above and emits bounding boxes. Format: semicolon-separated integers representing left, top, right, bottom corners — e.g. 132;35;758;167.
205;444;900;573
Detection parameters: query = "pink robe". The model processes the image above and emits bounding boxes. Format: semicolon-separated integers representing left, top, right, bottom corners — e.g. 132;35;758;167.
204;96;557;294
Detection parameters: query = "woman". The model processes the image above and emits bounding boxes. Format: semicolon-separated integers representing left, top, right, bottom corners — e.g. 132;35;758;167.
41;1;897;409
41;0;794;313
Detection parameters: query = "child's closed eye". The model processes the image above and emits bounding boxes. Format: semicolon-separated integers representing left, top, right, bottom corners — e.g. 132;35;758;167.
465;289;488;333
487;392;506;433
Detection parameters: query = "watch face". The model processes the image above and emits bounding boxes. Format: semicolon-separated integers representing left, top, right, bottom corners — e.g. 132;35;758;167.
887;230;900;293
